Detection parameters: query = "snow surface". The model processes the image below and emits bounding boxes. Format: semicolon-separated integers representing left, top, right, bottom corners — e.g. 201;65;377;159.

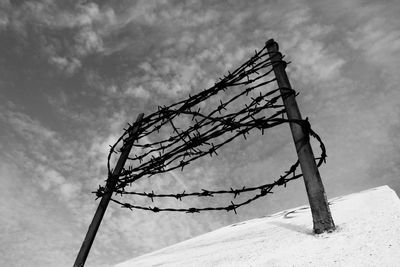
115;185;400;266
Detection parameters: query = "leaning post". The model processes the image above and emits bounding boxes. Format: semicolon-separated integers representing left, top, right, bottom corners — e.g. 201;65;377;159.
265;39;335;233
74;113;144;267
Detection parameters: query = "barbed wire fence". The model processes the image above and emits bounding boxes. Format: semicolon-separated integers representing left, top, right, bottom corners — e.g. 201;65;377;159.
75;39;334;267
94;42;326;214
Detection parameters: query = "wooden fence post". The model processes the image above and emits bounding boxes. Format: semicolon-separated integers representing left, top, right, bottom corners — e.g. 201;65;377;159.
265;39;335;233
74;113;144;267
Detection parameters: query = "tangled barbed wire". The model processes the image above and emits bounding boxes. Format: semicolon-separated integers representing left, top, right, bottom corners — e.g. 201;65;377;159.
94;42;327;214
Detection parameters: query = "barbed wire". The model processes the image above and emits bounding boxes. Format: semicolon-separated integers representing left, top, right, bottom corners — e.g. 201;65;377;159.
94;41;327;214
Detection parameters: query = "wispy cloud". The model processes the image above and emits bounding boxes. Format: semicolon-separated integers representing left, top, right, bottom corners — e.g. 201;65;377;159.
347;16;400;79
0;157;78;267
0;105;83;204
50;56;82;75
1;1;116;74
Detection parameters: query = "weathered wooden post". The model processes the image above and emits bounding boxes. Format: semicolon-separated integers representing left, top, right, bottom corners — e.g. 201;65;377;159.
265;39;335;233
74;113;144;267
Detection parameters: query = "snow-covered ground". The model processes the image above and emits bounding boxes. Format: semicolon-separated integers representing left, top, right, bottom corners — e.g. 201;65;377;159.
115;185;400;266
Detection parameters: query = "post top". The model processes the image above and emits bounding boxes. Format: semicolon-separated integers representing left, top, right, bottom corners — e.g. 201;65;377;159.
265;39;279;51
266;39;275;45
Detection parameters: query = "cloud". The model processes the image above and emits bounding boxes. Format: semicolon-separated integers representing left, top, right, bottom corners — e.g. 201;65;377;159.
34;164;82;201
124;85;151;99
2;106;57;143
37;165;66;191
50;56;82;74
0;104;92;208
0;2;9;30
0;157;79;267
126;56;206;99
74;26;104;56
347;16;400;74
0;102;139;266
1;1;117;74
291;38;345;82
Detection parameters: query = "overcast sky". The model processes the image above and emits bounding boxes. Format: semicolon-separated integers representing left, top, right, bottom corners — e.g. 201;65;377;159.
1;0;400;266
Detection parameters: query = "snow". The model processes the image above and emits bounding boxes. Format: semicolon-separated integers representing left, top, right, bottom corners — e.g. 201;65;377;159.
115;185;400;266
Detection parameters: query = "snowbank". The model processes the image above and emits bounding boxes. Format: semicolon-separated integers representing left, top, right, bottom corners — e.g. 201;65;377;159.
115;185;400;266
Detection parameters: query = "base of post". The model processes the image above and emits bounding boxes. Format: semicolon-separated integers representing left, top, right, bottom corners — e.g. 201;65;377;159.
313;220;336;234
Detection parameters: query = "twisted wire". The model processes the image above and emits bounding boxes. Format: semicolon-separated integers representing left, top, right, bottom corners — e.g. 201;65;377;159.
94;42;327;214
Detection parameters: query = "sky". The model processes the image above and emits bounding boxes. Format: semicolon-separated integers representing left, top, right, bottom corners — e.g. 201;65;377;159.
0;0;400;266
